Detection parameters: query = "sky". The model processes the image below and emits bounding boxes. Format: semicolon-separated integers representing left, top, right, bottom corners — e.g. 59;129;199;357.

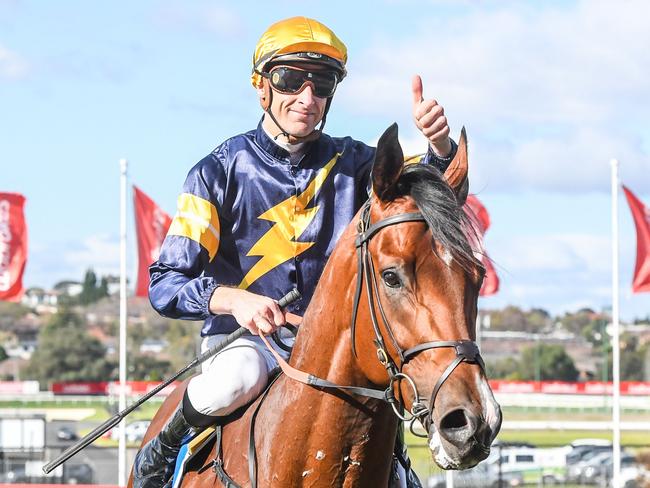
1;0;649;320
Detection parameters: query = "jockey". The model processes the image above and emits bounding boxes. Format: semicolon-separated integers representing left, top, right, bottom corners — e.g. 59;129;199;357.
134;16;457;488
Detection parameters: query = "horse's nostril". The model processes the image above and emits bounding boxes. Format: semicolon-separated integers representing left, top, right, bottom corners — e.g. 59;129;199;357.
440;409;468;430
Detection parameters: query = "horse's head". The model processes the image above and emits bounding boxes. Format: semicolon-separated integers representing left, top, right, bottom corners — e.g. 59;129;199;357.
353;124;501;470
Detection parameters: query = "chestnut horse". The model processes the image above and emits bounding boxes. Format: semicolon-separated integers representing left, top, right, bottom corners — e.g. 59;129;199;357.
130;124;502;487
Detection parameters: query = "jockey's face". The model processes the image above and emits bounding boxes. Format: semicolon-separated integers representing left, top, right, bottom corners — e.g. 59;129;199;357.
258;63;331;139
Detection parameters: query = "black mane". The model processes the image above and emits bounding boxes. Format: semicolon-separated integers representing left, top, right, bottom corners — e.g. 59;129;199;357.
394;163;481;273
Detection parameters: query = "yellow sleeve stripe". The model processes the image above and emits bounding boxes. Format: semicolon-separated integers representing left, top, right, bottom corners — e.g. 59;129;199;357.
404;154;425;165
167;193;220;260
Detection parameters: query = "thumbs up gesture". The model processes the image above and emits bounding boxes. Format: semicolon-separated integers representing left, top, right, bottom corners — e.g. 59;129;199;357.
412;74;452;158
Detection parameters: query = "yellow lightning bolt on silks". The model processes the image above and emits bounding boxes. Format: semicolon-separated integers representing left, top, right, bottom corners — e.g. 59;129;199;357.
238;153;341;289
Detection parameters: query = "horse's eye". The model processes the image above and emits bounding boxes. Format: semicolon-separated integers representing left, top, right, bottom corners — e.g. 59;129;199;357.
382;270;402;288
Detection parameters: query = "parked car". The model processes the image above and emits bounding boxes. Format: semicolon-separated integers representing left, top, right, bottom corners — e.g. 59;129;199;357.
0;467;27;482
567;449;611;483
565;439;612;465
56;425;79;441
427;460;524;488
110;420;150;442
621;464;649;488
581;452;636;485
0;460;92;484
63;463;94;484
488;445;567;484
568;448;633;484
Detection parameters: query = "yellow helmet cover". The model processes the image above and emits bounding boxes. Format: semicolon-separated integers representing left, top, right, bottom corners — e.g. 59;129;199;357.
251;16;348;88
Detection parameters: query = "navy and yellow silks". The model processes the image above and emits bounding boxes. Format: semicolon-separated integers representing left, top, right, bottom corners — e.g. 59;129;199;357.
149;122;456;336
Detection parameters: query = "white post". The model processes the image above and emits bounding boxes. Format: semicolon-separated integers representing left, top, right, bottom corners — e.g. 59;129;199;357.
445;470;454;488
119;158;128;487
610;158;621;488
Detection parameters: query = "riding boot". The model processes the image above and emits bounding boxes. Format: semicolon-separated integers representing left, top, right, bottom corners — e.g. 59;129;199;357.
132;404;193;488
391;425;424;488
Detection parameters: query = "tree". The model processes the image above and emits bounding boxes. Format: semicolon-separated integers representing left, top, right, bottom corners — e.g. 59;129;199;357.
487;306;551;333
165;320;198;371
487;356;521;380
98;276;109;298
0;345;8;362
489;306;528;332
619;334;650;381
24;307;116;388
558;308;601;336
78;269;109;305
519;343;579;381
0;301;31;330
128;354;171;381
79;269;98;305
581;317;609;348
527;308;553;333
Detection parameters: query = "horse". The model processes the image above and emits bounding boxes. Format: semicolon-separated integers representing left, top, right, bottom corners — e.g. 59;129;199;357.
129;123;502;487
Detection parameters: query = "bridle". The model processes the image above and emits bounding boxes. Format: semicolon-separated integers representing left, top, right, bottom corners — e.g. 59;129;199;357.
257;198;486;435
350;200;485;435
233;198;488;487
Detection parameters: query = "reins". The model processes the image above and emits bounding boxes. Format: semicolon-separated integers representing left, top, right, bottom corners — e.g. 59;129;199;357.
260;200;485;431
220;199;487;487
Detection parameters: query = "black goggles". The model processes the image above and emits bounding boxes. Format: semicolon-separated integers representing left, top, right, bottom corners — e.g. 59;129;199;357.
263;66;339;98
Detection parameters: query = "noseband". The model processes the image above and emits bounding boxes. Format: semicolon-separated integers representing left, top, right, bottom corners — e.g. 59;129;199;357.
351;201;485;435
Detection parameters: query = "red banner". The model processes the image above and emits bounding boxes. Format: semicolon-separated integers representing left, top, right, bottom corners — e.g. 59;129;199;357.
133;186;171;297
51;381;180;396
46;380;650;397
464;195;500;296
0;192;27;302
622;185;650;293
488;380;650;396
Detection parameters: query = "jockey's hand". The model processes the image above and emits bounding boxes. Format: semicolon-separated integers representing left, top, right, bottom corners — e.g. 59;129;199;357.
208;287;285;335
412;74;452;158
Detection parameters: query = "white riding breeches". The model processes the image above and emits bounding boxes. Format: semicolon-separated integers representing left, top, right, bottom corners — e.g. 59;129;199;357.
186;332;293;416
186;332;413;488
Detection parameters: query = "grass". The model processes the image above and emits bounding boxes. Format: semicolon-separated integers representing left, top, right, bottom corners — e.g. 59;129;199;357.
4;399;649;462
496;429;650;447
403;408;650;481
0;398;163;421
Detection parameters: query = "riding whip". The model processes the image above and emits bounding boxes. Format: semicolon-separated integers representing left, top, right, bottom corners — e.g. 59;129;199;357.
42;288;301;474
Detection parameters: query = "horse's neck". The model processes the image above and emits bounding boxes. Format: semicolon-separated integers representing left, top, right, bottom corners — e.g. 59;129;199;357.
265;224;399;484
219;220;399;486
290;225;364;383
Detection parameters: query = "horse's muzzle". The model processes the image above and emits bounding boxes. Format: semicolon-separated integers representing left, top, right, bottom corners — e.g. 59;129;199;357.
427;406;500;470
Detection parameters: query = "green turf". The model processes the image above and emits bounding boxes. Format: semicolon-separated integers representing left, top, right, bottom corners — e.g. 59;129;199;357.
0;399;163;421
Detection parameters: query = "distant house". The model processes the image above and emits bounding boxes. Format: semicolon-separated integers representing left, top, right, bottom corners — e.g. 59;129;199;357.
6;340;37;360
21;287;59;313
140;339;168;354
53;280;83;296
104;275;122;296
0;357;29;381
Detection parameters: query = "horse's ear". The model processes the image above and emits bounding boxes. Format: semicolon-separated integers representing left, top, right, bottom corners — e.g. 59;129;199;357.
443;126;469;204
372;123;404;202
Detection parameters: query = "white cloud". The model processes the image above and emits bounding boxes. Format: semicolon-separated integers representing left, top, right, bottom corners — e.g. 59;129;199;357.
62;234;120;279
24;234;120;289
153;2;244;38
338;0;650;193
494;234;610;274
202;6;244;37
0;44;28;79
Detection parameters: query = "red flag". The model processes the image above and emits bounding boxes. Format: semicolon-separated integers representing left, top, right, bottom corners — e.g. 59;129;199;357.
622;185;650;293
133;186;171;297
464;195;500;296
0;192;27;302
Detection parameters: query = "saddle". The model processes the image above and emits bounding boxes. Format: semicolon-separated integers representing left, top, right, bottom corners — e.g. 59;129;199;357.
169;327;295;487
